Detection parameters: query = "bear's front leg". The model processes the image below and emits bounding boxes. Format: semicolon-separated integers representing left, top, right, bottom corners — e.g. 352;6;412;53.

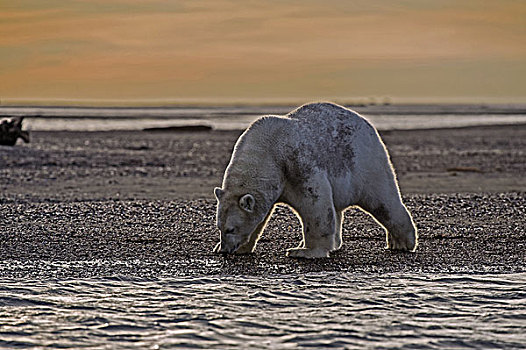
286;199;338;259
287;246;331;258
234;211;273;254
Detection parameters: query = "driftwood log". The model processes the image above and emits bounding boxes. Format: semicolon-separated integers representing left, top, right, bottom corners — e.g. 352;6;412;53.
0;116;30;146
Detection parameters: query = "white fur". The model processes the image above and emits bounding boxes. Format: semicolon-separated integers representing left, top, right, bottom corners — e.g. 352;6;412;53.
214;102;417;258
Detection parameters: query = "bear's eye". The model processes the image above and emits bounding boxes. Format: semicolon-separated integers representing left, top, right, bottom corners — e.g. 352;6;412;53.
225;228;235;235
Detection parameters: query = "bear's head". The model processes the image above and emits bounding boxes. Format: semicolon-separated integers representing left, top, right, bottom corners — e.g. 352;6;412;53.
213;187;266;254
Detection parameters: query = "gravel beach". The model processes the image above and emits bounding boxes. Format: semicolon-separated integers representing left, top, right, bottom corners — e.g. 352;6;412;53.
1;125;525;278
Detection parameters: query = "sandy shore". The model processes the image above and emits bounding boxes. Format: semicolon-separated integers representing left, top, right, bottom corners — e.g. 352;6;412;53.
1;125;525;278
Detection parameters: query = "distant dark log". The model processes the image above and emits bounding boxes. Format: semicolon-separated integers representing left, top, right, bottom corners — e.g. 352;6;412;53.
143;125;212;132
0;116;30;146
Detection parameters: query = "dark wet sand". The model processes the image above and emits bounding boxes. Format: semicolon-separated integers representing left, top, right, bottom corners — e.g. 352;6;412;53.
1;125;525;278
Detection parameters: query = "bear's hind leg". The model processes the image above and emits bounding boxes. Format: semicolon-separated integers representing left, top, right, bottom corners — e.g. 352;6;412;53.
359;186;417;252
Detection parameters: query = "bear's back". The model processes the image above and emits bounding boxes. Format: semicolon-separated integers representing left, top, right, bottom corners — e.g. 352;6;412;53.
283;102;373;149
287;102;366;127
274;102;377;179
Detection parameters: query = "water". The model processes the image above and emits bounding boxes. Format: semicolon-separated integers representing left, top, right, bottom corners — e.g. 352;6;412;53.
1;273;525;349
2;106;526;131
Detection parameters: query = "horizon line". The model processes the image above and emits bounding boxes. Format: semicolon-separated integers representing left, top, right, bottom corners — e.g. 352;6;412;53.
2;96;526;107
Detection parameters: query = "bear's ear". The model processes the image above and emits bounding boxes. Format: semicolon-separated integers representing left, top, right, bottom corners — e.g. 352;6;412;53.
214;187;225;200
239;194;255;213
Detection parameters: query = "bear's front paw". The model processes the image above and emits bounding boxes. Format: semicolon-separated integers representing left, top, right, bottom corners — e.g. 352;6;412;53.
286;247;330;259
234;243;255;255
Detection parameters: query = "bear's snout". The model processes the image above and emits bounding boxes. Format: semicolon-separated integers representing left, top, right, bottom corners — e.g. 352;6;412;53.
214;241;240;254
213;242;231;254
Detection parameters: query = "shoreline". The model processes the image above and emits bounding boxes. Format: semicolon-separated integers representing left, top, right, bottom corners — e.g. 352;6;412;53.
17;121;526;132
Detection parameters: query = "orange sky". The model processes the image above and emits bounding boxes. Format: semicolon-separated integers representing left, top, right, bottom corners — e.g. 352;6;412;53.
1;0;525;104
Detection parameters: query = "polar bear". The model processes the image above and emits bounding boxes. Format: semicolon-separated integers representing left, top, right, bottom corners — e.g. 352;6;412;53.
214;102;417;258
